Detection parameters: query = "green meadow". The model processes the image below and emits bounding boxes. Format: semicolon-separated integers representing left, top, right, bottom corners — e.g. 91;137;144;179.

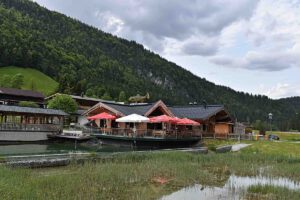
0;66;58;95
0;133;299;200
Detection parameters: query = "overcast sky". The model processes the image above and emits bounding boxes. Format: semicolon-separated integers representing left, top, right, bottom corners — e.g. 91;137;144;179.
34;0;300;99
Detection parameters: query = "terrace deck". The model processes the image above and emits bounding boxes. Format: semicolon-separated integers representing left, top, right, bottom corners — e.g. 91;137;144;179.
91;128;202;148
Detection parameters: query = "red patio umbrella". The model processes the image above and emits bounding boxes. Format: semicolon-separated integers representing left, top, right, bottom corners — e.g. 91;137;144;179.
176;118;200;126
87;112;116;120
149;115;179;123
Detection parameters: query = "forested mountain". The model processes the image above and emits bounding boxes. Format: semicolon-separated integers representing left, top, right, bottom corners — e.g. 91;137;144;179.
0;0;299;130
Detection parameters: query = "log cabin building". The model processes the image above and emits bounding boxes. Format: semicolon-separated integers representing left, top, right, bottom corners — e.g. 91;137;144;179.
83;100;234;137
0;87;45;108
83;100;174;131
169;105;234;137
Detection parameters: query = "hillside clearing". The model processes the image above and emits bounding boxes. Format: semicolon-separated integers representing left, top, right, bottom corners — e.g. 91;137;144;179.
0;66;58;96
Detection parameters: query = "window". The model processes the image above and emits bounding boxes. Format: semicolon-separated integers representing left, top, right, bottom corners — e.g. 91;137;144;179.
202;125;207;131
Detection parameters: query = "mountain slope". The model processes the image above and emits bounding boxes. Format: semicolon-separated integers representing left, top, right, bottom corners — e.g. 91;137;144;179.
0;0;299;130
0;66;58;95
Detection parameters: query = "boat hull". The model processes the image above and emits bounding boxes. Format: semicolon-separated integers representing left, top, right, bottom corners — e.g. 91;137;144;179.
92;134;201;149
47;134;91;142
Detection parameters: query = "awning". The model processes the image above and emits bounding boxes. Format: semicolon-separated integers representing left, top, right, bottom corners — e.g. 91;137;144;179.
176;118;200;126
116;114;149;123
87;112;116;120
149;115;179;123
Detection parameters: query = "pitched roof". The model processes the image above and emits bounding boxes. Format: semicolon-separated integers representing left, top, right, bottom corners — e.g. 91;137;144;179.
0;105;68;116
169;105;225;120
0;87;44;99
83;100;227;120
68;94;116;103
45;93;115;103
99;102;155;116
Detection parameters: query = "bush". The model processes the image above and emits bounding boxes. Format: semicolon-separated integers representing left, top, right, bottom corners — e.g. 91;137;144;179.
18;101;39;108
47;94;78;113
11;73;24;89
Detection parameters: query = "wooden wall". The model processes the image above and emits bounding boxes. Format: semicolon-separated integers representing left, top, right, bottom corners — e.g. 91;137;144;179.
215;123;231;134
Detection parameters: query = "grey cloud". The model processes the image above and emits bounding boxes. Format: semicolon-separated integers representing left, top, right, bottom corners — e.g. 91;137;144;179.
182;40;218;56
211;56;235;66
211;50;300;71
34;0;259;55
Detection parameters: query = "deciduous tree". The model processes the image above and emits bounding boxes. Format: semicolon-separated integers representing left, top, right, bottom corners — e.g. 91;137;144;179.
48;94;78;114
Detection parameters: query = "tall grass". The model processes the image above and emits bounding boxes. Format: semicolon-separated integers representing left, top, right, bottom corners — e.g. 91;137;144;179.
1;145;300;200
247;185;300;200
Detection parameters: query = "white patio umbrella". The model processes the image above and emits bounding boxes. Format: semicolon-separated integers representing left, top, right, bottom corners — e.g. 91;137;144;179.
116;114;150;123
116;114;149;136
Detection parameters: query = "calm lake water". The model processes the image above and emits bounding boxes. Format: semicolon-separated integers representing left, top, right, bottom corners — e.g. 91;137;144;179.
0;142;132;156
160;174;300;200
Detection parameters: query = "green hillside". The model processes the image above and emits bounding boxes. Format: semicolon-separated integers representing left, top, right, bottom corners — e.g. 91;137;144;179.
0;0;299;130
0;66;58;95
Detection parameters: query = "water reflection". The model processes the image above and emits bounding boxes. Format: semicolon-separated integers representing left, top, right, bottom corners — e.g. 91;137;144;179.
160;175;300;200
0;142;132;156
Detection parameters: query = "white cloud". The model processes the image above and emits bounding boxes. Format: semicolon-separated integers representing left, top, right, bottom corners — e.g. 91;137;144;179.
212;0;300;71
258;83;300;99
94;11;124;34
211;47;300;71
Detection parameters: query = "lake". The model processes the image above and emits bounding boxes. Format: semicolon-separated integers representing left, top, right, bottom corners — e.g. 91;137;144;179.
0;141;132;156
160;174;300;200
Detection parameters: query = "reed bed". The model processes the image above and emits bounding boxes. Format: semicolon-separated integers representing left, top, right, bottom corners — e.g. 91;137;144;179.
246;185;300;200
0;140;299;199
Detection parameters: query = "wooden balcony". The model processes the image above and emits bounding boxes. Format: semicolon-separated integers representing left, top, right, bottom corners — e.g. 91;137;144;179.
0;123;62;132
90;128;202;139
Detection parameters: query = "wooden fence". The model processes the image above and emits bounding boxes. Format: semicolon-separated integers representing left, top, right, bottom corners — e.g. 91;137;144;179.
202;132;255;140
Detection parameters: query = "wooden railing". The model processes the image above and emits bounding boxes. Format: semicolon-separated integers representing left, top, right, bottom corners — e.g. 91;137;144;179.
202;132;255;140
90;128;202;139
0;123;62;132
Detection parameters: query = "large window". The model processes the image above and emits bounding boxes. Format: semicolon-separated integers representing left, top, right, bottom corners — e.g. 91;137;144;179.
4;115;22;123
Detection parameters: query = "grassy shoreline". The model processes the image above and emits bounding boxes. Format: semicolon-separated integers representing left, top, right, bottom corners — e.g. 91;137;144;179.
0;134;300;199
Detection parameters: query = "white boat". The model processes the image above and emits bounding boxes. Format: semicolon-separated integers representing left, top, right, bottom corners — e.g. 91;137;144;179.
48;130;91;141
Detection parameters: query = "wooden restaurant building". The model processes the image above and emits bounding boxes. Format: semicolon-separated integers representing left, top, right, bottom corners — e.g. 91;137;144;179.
83;100;234;140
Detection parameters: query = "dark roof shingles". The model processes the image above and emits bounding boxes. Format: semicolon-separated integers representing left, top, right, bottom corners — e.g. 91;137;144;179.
105;103;154;116
169;105;224;120
0;87;44;99
0;105;68;116
69;95;115;103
